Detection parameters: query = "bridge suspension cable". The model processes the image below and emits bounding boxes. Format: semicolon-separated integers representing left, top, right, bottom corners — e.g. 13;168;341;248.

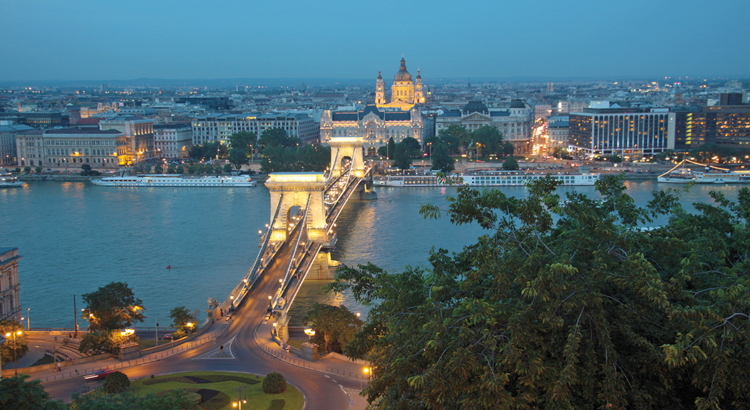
273;193;312;309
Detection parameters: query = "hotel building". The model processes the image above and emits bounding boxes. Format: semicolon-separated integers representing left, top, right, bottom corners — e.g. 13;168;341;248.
191;112;318;146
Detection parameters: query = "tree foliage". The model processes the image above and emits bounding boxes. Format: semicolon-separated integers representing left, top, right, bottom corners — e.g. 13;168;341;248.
392;142;413;170
473;125;503;159
102;371;130;394
228;148;249;170
78;330;135;355
331;176;750;409
0;320;28;364
502;157;519;170
302;303;362;354
189;142;227;161
0;375;65;410
261;144;330;173
169;306;196;333
228;131;257;152
259;128;299;150
262;372;287;394
81;282;144;331
430;143;455;173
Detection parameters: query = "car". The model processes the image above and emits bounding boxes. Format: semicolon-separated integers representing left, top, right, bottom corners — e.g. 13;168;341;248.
84;370;115;380
162;334;173;341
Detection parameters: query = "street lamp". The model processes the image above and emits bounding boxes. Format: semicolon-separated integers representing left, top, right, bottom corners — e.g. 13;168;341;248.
5;331;23;376
304;328;316;341
26;308;30;331
186;322;194;336
232;399;247;409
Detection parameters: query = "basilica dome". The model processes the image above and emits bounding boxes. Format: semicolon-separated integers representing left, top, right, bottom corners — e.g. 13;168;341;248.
394;57;412;82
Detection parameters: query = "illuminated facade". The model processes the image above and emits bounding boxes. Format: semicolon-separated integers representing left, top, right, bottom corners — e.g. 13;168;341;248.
376;57;425;111
0;247;22;322
670;104;750;149
191;112;318;146
264;173;328;243
153;123;193;159
320;105;424;154
100;115;155;165
0;124;33;165
436;100;534;154
16;127;121;169
569;108;673;156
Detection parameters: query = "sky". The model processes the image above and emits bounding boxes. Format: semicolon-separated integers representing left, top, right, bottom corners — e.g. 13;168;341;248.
1;0;749;82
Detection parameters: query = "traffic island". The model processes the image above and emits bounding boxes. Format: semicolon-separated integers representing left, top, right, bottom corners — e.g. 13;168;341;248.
131;371;304;410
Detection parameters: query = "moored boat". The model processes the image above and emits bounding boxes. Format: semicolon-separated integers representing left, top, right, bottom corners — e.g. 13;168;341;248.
90;174;256;187
0;174;24;188
373;171;599;187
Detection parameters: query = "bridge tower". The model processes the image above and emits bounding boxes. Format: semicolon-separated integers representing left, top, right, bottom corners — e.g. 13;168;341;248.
329;136;365;178
265;173;328;244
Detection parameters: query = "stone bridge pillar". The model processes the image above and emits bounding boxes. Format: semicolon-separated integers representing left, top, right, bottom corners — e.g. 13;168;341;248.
265;173;327;243
329;136;365;178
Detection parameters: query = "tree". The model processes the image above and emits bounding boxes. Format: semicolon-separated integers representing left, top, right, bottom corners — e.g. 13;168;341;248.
502;157;519;170
67;390;199;410
78;330;133;355
440;124;471;151
23;166;31;174
608;154;623;163
81;282;144;331
141;164;151;174
261;144;330;173
472;125;503;159
0;375;65;410
387;137;396;160
262;372;287;394
187;164;197;174
392;142;412;170
166;165;176;174
228;148;249;170
34;166;42;174
259;128;299;150
502;142;515;156
0;320;28;364
228;131;257;152
430;143;455;173
401;137;422;158
302;303;362;354
188;146;203;160
223;164;232;173
103;371;130;394
175;166;184;174
169;306;196;333
330;177;750;409
377;145;388;158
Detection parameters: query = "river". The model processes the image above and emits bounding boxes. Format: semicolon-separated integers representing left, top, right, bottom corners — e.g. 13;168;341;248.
0;180;742;328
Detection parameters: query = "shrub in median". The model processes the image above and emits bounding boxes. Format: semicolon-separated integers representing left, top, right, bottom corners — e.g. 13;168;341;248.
262;372;286;394
103;371;130;393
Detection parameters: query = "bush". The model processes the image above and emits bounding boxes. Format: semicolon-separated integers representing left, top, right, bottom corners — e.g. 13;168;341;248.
103;371;130;393
262;372;286;394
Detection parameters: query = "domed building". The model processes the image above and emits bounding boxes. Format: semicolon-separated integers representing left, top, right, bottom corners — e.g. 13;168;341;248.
375;57;425;111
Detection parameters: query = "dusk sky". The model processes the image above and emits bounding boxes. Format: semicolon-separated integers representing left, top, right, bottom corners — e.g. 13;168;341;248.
2;0;748;82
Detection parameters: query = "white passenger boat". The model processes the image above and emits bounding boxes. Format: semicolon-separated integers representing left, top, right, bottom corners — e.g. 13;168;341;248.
658;160;750;184
90;174;257;187
0;174;24;188
693;170;750;184
373;171;599;187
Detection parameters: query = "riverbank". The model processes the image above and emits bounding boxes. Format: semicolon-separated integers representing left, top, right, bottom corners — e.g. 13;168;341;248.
15;174;270;183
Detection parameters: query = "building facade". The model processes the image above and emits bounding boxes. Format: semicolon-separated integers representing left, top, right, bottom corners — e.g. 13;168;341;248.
547;116;570;149
153;123;193;159
569;106;673;157
375;57;425;111
0;124;34;166
0;247;22;323
670;103;750;149
436;100;534;154
16;127;122;170
100;115;155;165
191;112;318;147
0;112;69;129
320;105;423;154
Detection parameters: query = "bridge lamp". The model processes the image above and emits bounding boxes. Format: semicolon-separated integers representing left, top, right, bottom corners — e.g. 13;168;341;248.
279;279;283;283
258;230;262;234
268;295;272;300
356;312;361;318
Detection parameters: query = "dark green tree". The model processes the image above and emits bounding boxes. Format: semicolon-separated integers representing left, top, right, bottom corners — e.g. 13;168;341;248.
228;148;249;170
430;143;455;173
0;375;65;410
78;330;132;355
166;165;176;174
223;164;232;173
262;372;287;394
154;164;163;174
331;176;750;409
187;164;197;174
228;131;257;152
81;282;145;331
472;125;503;159
439;124;471;151
103;371;130;394
169;306;196;334
392;142;412;170
387;137;396;159
502;157;519;170
401;137;422;157
502;142;515;156
0;320;28;364
302;303;363;353
259;128;299;150
34;166;42;174
23;166;31;174
175;165;184;174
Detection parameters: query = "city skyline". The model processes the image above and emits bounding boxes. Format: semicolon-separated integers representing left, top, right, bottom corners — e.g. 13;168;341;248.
1;0;749;82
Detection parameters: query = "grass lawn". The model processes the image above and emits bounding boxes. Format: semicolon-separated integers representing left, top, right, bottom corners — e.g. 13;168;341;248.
131;371;304;410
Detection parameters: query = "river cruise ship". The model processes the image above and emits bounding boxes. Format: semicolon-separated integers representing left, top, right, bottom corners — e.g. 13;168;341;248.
0;174;24;188
373;171;599;187
91;174;257;187
658;160;750;184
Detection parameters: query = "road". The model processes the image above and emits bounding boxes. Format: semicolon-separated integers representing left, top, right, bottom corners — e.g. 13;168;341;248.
44;238;364;409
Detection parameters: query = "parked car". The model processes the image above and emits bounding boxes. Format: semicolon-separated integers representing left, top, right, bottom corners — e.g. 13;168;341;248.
162;334;173;341
84;370;115;380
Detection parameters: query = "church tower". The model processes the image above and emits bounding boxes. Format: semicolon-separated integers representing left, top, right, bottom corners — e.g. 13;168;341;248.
390;57;414;104
375;71;385;105
414;69;425;104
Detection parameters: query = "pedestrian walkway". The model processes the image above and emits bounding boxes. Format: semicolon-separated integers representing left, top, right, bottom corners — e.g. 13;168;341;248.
253;318;371;382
